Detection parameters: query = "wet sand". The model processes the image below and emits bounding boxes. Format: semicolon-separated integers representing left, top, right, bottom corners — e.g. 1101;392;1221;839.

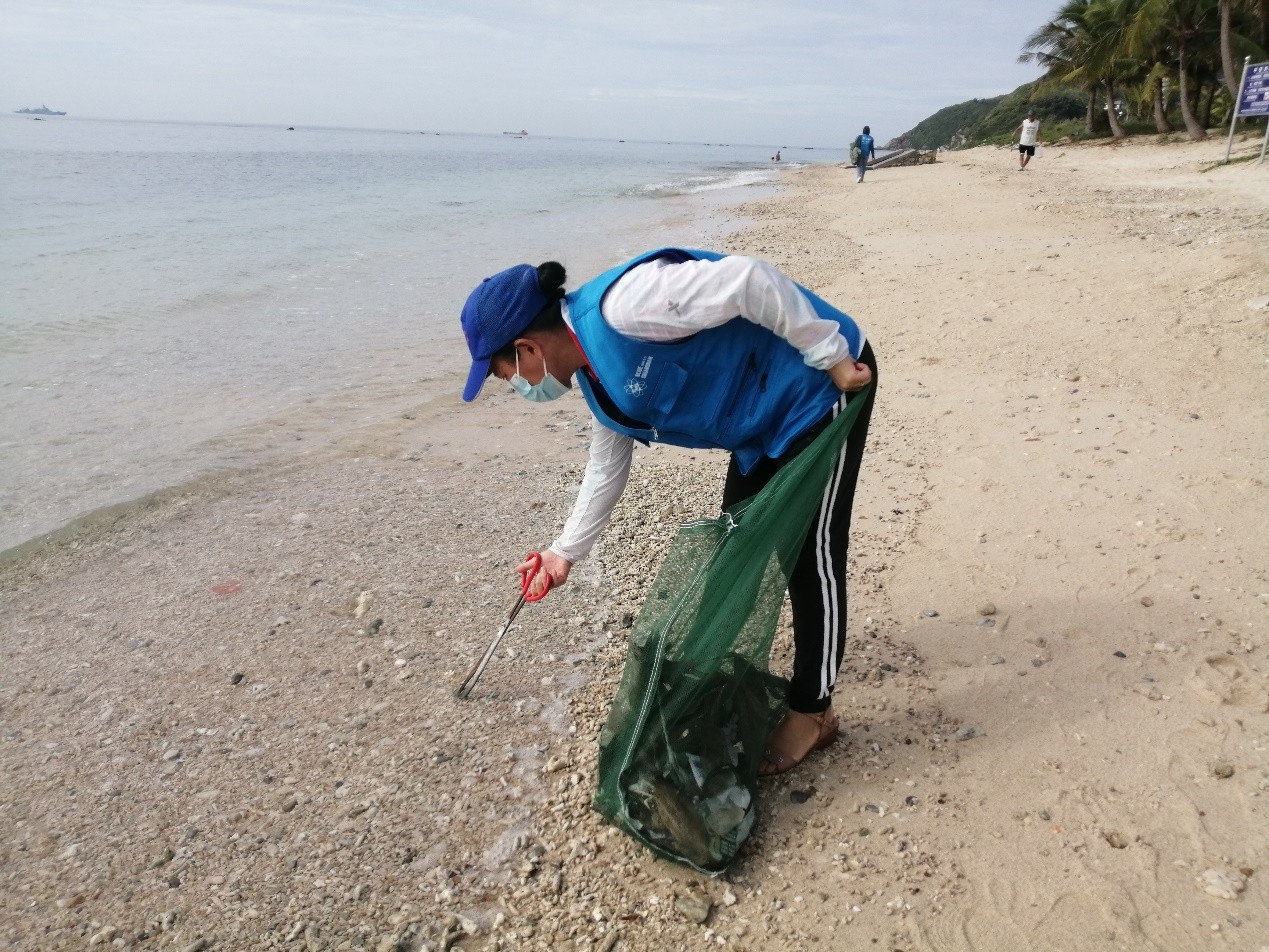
2;132;1267;951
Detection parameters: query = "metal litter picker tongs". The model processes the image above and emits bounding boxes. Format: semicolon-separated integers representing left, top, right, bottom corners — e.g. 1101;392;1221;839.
454;552;552;699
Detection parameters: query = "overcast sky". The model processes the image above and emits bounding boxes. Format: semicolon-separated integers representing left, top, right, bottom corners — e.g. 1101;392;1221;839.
2;0;1059;146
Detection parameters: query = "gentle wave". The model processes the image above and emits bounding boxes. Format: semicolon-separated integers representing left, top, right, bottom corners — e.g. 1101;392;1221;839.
631;167;780;198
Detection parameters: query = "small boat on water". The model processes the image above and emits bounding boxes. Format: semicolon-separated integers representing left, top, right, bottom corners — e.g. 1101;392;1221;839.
16;105;66;116
502;129;528;137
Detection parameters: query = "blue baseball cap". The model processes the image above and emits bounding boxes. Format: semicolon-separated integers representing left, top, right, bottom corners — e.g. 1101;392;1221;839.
460;264;550;402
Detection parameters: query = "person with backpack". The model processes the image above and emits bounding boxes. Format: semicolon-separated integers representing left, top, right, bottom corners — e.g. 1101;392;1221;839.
851;126;876;183
459;250;877;775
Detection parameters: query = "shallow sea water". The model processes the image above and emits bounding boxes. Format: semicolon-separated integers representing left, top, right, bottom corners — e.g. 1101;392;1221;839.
0;117;810;550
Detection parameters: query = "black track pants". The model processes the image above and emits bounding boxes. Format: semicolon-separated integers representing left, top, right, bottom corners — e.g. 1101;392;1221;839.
720;342;877;714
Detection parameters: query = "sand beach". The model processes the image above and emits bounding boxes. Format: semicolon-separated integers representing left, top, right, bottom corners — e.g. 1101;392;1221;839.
2;133;1267;952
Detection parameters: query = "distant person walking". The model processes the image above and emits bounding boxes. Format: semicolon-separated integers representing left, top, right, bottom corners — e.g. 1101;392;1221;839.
1012;111;1040;170
851;126;876;183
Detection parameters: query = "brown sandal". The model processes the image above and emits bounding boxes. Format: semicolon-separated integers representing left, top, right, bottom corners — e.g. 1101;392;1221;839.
759;708;840;777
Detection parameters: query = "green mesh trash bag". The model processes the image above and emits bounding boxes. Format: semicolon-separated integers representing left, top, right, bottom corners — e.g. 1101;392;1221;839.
594;389;871;874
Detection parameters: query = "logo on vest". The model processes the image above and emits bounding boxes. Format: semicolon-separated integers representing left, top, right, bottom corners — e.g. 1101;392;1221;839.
625;355;653;396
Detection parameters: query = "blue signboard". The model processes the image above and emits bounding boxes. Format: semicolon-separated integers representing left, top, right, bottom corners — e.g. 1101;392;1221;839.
1239;63;1269;117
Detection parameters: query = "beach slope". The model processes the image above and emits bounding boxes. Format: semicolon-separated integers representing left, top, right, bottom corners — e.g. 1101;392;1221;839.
1;135;1266;951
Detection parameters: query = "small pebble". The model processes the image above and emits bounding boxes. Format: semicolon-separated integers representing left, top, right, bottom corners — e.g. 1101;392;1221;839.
673;895;712;925
1212;763;1235;779
1140;596;1154;607
1112;651;1126;659
978;602;996;616
1199;868;1246;900
978;618;996;628
956;726;983;741
989;655;1006;665
921;609;939;618
1102;830;1129;849
149;846;175;869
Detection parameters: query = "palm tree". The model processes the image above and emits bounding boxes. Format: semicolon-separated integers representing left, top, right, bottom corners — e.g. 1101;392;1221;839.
1022;0;1138;138
1021;0;1107;134
1221;0;1240;96
1082;0;1139;137
1021;0;1267;140
1145;63;1178;131
1128;0;1220;139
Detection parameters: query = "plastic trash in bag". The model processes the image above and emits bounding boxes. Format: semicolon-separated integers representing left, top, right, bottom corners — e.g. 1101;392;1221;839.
594;389;871;873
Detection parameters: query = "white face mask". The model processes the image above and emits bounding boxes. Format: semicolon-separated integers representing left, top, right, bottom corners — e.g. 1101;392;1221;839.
510;350;569;403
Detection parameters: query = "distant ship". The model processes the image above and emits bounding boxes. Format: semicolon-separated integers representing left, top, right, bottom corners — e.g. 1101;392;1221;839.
502;129;528;137
15;105;66;116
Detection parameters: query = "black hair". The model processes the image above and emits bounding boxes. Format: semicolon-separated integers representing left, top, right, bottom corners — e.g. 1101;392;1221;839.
537;261;566;299
493;261;568;364
863;125;870;134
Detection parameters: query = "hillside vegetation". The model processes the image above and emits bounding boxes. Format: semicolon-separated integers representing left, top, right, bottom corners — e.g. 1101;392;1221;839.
892;0;1268;150
888;81;1087;150
884;97;1005;150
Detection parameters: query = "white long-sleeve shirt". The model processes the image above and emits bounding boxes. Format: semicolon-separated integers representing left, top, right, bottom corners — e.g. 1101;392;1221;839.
548;254;865;564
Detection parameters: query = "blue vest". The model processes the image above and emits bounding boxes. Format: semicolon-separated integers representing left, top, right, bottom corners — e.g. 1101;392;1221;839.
857;134;874;159
566;248;863;474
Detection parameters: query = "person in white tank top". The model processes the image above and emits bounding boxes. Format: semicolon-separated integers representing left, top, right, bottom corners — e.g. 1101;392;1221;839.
1011;110;1041;170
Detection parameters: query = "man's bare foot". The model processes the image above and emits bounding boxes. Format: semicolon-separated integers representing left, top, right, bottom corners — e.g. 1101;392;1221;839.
759;707;840;777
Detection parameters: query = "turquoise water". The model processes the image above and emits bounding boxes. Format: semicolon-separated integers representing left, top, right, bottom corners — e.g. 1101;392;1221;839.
0;116;811;550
